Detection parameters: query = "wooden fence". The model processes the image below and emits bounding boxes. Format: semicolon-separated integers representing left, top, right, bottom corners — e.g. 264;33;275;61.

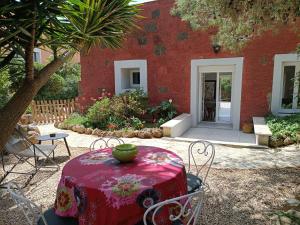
31;99;76;124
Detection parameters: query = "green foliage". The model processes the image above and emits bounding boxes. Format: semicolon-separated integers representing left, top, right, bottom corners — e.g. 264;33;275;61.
160;100;177;119
0;0;141;109
35;63;80;100
220;78;232;100
86;97;112;129
0;69;11;109
107;116;125;131
0;0;141;57
2;59;81;101
37;74;65;99
5;58;25;93
149;100;177;122
118;89;148;119
0;0;141;151
86;90;148;129
63;113;89;127
60;92;178;131
129;117;145;130
172;0;300;52
266;114;300;141
157;118;168;127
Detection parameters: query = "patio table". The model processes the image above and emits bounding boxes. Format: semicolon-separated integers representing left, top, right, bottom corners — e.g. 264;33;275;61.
38;133;71;157
54;146;187;225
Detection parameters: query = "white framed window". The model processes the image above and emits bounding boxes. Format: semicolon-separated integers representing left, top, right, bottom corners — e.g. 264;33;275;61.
114;60;147;95
130;70;141;87
33;48;41;63
272;54;300;114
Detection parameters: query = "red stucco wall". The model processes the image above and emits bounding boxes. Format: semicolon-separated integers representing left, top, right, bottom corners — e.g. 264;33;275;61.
79;0;300;126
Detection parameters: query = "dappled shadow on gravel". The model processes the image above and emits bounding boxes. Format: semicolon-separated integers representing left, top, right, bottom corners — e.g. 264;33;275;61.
201;167;300;225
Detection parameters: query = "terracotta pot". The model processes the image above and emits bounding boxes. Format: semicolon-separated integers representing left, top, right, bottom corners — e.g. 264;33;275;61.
242;122;254;133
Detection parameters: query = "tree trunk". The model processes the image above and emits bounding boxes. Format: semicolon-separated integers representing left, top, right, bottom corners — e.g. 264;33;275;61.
0;51;75;152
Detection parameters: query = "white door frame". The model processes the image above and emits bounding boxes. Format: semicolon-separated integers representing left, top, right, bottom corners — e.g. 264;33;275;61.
191;57;244;130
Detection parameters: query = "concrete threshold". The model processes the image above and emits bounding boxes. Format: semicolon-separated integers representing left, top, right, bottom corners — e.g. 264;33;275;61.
162;137;268;149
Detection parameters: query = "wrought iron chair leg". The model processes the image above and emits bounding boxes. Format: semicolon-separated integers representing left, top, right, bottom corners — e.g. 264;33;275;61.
22;173;36;188
0;153;23;186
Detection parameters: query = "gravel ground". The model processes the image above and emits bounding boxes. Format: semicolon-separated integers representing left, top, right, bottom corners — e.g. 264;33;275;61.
0;142;299;225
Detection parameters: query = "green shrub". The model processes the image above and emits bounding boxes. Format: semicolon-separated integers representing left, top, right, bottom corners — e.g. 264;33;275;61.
266;114;300;141
129;117;145;130
148;100;177;123
107;116;125;130
63;113;89;127
37;73;65;99
159;100;177;119
35;62;80;100
86;98;112;128
0;69;12;109
157;118;167;127
64;90;160;131
118;89;148;118
6;58;25;93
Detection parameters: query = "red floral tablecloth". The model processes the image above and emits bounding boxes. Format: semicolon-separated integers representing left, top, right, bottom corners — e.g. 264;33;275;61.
54;146;187;225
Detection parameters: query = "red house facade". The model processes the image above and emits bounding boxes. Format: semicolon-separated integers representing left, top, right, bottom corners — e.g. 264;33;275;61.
80;0;300;130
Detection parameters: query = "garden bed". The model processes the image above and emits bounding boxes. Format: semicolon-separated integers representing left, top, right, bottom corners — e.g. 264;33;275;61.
54;121;164;139
266;114;300;147
54;90;177;139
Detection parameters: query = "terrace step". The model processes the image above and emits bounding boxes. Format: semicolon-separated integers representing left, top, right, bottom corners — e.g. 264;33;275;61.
253;117;272;146
160;113;192;137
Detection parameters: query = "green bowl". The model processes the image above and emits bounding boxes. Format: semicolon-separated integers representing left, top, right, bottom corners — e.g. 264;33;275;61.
112;144;138;162
115;144;137;151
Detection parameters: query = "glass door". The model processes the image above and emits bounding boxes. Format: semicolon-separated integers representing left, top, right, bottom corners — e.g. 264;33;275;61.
216;72;232;123
280;62;300;112
202;73;217;122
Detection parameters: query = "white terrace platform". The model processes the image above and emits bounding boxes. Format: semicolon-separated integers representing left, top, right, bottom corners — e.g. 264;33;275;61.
178;127;256;147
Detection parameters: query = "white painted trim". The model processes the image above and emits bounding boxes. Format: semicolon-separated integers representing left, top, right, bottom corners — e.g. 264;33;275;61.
114;60;147;95
190;57;244;130
33;48;41;63
271;54;300;114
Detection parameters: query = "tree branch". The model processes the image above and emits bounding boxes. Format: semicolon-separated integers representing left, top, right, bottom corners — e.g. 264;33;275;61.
25;0;36;81
34;51;76;87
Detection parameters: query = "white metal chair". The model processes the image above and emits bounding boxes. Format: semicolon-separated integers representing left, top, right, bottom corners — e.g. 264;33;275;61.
89;137;125;151
143;188;205;225
186;141;215;194
6;182;78;225
0;128;59;186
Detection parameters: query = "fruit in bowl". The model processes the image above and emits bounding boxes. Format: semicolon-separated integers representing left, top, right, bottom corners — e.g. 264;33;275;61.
112;144;138;163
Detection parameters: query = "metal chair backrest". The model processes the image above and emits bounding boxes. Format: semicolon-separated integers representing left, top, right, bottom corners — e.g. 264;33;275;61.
143;188;205;225
187;140;215;184
4;128;32;154
89;137;125;151
6;182;48;225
